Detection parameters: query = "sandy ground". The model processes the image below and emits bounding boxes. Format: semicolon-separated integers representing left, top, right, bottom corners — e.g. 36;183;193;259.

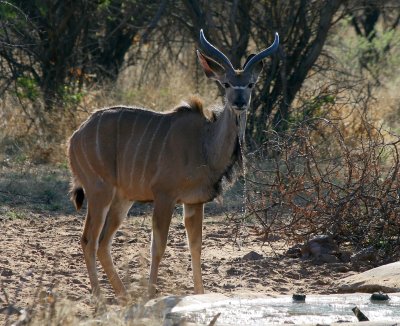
0;211;360;324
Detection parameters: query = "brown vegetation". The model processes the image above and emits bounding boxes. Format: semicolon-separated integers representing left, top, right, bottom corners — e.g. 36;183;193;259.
245;117;400;261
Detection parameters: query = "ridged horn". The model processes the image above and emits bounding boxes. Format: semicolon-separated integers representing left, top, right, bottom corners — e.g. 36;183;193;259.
243;32;279;72
199;29;235;73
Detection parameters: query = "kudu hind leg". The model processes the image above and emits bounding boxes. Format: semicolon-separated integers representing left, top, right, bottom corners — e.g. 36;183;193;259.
148;196;175;297
81;187;115;297
97;195;132;300
184;203;205;294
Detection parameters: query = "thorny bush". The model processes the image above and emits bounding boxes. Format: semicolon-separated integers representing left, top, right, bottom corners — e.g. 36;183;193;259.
245;118;400;261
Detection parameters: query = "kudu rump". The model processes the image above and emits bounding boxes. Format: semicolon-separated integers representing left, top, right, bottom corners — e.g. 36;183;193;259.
68;30;279;300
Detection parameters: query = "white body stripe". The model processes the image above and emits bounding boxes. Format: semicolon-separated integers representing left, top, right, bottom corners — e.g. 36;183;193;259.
156;120;172;170
71;138;89;186
95;111;104;166
140;116;164;189
81;134;99;180
116;110;124;183
129;116;154;189
121;111;140;185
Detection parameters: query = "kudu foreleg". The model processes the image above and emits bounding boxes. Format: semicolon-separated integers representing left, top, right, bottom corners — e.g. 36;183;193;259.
148;196;175;297
184;203;205;294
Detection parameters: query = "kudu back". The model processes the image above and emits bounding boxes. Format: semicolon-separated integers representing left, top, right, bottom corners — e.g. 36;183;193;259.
68;30;279;300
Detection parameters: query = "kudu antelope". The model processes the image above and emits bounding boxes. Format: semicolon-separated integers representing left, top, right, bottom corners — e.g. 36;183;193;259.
68;30;279;300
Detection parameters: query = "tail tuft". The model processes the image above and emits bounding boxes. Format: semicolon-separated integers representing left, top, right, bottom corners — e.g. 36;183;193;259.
70;187;85;211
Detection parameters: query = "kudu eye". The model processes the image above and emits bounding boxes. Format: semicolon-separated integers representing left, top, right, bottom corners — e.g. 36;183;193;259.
248;83;254;89
223;82;230;89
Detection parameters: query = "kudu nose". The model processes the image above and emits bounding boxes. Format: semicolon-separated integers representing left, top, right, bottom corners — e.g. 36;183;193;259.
232;99;247;110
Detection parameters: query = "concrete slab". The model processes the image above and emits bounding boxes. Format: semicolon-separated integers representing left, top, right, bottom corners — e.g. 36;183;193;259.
338;261;400;293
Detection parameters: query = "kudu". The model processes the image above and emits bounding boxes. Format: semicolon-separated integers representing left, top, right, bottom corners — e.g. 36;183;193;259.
68;29;279;300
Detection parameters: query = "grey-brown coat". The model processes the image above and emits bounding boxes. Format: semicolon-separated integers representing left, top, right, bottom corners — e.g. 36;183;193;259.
68;29;279;300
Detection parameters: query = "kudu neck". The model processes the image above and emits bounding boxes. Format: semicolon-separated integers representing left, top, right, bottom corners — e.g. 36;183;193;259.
206;105;241;171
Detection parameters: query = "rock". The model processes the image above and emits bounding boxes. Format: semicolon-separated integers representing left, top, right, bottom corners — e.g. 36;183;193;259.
333;264;350;273
286;245;302;258
350;246;378;263
222;283;236;289
288;235;342;264
370;292;390;301
242;250;263;261
0;305;22;315
337;261;400;293
292;294;306;302
314;254;340;264
301;235;339;258
338;250;351;263
226;267;242;276
72;278;82;285
1;268;13;277
264;234;281;242
115;230;125;237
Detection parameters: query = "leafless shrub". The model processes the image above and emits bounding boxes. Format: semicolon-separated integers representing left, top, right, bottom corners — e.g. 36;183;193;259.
245;116;400;260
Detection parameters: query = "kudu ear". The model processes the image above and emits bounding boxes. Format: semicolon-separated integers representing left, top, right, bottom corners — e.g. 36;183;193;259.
197;50;225;80
243;54;264;79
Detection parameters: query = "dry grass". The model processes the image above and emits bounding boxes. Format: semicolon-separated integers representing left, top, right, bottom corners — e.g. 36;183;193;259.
2;285;163;326
0;57;220;166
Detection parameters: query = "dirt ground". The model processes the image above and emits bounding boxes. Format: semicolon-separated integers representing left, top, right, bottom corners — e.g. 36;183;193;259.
0;209;363;324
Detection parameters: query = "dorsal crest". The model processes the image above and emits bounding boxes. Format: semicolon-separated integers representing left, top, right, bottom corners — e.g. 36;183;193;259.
174;96;215;121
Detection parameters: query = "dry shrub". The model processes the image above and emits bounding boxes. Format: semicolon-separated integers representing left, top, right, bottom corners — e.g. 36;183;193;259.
246;116;400;260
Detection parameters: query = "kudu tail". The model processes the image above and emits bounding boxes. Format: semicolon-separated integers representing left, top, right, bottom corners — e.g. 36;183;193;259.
70;182;85;211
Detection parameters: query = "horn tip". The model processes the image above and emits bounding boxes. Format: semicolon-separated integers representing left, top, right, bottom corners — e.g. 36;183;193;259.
275;32;280;43
196;49;205;60
199;29;207;44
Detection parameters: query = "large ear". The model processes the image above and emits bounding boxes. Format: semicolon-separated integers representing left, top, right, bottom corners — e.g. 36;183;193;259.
243;54;263;79
197;50;225;80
